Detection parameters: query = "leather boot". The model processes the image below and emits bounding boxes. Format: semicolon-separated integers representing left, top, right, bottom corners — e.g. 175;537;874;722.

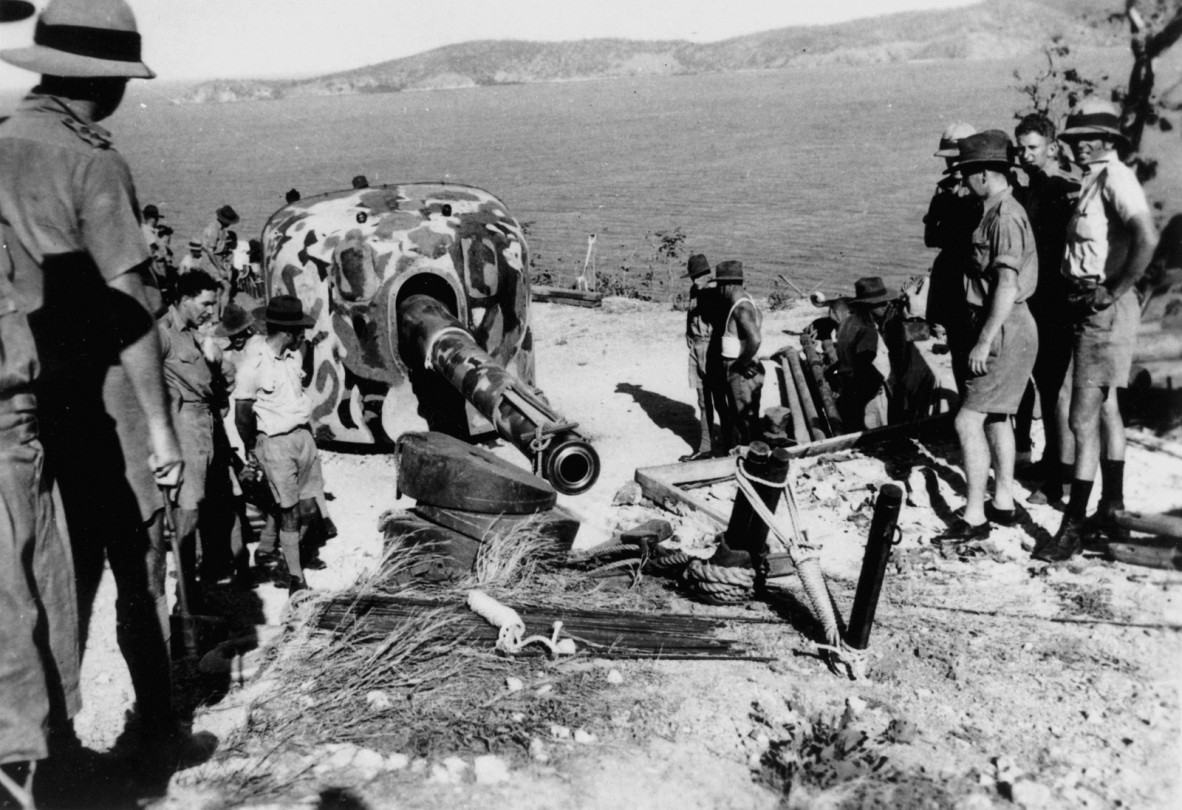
1037;516;1086;562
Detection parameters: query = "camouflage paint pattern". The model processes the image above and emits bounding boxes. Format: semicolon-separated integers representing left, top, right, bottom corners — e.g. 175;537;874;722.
261;182;534;444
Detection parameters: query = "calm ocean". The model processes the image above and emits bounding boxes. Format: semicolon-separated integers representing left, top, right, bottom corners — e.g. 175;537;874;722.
106;52;1170;298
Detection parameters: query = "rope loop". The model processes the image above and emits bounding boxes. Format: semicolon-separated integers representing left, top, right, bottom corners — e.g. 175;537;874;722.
467;590;576;658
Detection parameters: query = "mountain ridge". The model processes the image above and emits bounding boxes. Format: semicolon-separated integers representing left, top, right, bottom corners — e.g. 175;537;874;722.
182;0;1123;103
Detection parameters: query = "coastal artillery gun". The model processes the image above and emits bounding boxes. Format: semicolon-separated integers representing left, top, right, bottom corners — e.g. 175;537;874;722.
260;183;600;495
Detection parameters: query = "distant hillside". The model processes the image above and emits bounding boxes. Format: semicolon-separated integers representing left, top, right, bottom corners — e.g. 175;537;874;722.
182;0;1124;103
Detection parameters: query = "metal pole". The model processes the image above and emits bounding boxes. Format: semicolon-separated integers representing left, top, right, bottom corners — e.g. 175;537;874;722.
846;484;902;650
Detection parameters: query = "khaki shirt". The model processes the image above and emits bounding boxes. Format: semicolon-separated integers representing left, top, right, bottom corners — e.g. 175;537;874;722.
1062;153;1150;282
966;188;1039;307
232;334;313;436
199;219;228;281
158;305;214;405
0;94;150;314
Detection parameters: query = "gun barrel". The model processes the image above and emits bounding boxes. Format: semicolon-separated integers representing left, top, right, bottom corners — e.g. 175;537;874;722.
399;294;600;495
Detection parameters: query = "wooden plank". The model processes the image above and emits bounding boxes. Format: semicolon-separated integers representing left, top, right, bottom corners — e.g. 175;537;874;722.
634;465;732;527
787;350;826;440
531;286;604;307
1115;509;1182;541
634;414;953;523
778;357;811;445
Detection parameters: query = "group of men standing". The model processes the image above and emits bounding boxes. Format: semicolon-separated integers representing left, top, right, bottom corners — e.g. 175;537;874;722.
0;0;329;803
925;100;1159;561
682;256;764;460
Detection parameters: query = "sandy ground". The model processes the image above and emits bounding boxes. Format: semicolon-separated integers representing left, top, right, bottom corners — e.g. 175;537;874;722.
72;297;1182;809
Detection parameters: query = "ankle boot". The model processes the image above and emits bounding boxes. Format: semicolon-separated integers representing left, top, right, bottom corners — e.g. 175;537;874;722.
1037;516;1086;562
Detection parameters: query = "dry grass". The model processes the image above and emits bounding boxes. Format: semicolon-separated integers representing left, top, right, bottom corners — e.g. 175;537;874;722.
190;525;672;804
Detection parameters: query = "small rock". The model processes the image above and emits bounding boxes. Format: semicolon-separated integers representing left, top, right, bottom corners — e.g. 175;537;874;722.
473;755;510;784
573;729;597;744
410;758;428;774
365;690;392;711
746;751;763;771
612;481;643;506
535;684;554;697
510;712;526;723
1010;779;1053;809
442;755;468;778
529;738;550;763
351;748;385;781
385;753;410;771
549;725;571;740
606;669;624;685
505;677;524;693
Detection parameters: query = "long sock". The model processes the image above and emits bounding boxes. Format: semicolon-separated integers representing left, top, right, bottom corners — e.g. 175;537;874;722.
1100;459;1125;506
1066;479;1094;521
1055;462;1073;489
279;530;303;581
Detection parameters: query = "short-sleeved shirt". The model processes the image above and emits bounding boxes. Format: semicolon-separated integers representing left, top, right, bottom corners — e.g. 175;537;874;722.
0;94;150;313
686;282;714;344
199;220;228;281
232;334;313;436
1062;153;1151;282
966;188;1039;308
158;305;214;405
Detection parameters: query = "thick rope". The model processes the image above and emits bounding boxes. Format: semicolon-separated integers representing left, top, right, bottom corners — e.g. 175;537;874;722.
734;459;866;679
467;590;577;657
681;558;754;604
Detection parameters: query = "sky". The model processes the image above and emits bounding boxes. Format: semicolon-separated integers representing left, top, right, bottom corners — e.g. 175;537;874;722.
0;0;981;91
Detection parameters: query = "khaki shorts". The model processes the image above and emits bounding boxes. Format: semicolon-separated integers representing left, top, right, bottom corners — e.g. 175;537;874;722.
257;426;324;509
1073;291;1138;389
962;303;1038;415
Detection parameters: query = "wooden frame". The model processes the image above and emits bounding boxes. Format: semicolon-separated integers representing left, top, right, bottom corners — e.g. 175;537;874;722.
634;414;952;525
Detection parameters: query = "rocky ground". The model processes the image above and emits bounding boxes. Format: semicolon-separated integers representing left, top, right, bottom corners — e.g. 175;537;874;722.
73;297;1182;809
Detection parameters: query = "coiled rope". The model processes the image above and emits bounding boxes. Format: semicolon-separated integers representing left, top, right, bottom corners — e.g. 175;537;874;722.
733;458;866;680
680;558;754;604
467;590;577;657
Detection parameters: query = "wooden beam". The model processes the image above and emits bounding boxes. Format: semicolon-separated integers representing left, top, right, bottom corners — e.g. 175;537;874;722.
634;414;953;523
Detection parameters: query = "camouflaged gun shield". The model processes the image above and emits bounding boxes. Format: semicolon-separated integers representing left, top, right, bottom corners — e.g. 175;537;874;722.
261;183;534;444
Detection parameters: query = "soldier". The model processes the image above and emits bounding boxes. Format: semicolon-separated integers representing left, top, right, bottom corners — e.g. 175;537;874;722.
924;121;982;394
233;296;327;594
158;270;233;604
1038;100;1159;562
833;277;894;431
708;260;763;453
935;131;1039;545
0;0;208;793
680;253;716;461
199;204;238;306
178;238;203;275
1012;114;1080;505
141;203;175;303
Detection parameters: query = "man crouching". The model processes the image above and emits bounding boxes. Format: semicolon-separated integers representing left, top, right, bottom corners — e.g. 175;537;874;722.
936;131;1039;544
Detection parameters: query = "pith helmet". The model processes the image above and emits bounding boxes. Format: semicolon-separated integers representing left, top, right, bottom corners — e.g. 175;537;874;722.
0;0;154;79
934;121;977;157
682;253;710;279
1061;98;1128;146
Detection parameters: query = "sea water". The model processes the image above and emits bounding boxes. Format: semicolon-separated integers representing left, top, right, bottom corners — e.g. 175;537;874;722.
110;53;1171;297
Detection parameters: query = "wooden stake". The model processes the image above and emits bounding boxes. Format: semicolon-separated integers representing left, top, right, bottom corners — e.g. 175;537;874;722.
801;334;844;436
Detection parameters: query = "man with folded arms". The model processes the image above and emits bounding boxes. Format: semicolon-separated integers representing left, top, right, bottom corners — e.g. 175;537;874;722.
1038;100;1158;562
